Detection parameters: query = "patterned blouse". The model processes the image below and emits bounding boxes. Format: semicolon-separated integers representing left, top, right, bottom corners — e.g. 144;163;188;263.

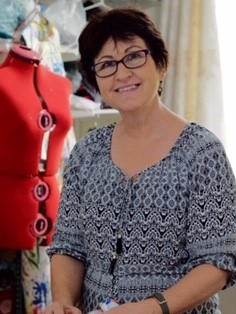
47;122;236;314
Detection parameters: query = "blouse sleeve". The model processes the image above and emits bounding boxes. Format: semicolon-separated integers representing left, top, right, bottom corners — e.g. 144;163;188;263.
47;141;87;263
186;138;236;288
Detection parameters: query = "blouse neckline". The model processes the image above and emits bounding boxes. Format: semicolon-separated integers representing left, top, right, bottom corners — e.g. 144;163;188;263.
107;121;193;180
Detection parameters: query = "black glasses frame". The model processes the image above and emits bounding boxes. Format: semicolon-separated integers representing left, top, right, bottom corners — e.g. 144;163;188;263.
91;49;152;78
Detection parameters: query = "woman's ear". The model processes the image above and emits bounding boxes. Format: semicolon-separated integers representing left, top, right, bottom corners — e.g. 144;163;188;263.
160;67;167;81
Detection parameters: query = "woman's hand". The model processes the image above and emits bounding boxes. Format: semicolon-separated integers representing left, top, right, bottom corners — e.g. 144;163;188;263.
43;302;82;314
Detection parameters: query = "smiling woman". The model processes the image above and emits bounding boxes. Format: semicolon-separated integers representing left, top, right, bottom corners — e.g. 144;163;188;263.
44;7;236;314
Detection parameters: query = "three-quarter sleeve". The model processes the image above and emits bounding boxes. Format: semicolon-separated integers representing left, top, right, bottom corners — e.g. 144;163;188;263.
186;138;236;287
47;141;87;263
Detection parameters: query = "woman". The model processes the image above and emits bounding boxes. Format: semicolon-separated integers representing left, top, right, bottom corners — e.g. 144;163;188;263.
45;7;236;314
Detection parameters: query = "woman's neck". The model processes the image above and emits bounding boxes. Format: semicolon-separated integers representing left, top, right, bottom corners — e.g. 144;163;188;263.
116;103;187;142
117;102;167;138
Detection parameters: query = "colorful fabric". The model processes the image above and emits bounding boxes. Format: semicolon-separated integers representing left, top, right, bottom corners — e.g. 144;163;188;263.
0;0;34;39
48;122;236;314
21;246;51;314
22;8;66;76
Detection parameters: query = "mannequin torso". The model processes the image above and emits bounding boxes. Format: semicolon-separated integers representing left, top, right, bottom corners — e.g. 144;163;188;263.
0;45;72;248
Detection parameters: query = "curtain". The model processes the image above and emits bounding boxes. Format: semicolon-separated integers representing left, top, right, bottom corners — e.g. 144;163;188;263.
215;0;236;175
146;0;224;142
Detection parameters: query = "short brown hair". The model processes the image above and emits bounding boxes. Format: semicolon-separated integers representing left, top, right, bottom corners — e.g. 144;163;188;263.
79;7;169;91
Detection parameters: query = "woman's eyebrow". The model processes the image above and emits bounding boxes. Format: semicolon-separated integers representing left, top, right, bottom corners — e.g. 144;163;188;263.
95;55;115;63
125;45;144;53
96;45;144;63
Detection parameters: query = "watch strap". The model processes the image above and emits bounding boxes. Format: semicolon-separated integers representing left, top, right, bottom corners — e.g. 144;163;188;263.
149;293;170;314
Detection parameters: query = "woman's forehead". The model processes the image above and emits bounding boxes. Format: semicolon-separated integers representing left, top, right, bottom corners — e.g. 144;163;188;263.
95;36;146;59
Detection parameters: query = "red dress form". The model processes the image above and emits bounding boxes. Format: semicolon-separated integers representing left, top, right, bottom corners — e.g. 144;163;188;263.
0;45;72;249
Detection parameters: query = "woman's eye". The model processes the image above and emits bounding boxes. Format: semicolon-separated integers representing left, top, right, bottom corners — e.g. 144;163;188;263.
127;52;142;60
101;61;116;69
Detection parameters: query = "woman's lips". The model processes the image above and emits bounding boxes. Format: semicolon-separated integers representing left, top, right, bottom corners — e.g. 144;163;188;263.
115;83;140;93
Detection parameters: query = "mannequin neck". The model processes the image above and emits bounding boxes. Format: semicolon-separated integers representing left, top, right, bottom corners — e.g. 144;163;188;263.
10;44;40;65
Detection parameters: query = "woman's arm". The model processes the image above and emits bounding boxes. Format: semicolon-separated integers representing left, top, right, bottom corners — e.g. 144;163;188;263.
161;263;228;314
106;263;228;314
44;254;85;314
51;254;85;305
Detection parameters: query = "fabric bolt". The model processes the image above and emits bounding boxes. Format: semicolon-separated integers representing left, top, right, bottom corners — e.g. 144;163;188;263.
21;247;51;313
48;122;236;314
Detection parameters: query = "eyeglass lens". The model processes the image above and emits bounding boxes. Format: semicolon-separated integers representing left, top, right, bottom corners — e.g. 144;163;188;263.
93;49;150;78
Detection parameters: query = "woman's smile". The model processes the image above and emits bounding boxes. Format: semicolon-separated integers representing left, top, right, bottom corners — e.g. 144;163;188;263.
114;83;141;93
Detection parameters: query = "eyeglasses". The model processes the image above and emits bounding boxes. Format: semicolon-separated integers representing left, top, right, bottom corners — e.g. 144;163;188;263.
92;49;152;78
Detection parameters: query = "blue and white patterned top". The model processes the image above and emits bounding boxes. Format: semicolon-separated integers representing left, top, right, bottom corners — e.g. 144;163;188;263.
48;122;236;314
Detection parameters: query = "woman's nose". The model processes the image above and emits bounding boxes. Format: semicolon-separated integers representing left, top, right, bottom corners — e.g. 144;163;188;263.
115;62;132;79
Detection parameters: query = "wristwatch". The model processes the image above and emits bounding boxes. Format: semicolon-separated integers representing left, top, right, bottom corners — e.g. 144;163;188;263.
149;293;170;314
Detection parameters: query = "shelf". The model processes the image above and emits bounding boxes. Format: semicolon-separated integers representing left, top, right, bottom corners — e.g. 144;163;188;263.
84;0;110;11
104;0;158;9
